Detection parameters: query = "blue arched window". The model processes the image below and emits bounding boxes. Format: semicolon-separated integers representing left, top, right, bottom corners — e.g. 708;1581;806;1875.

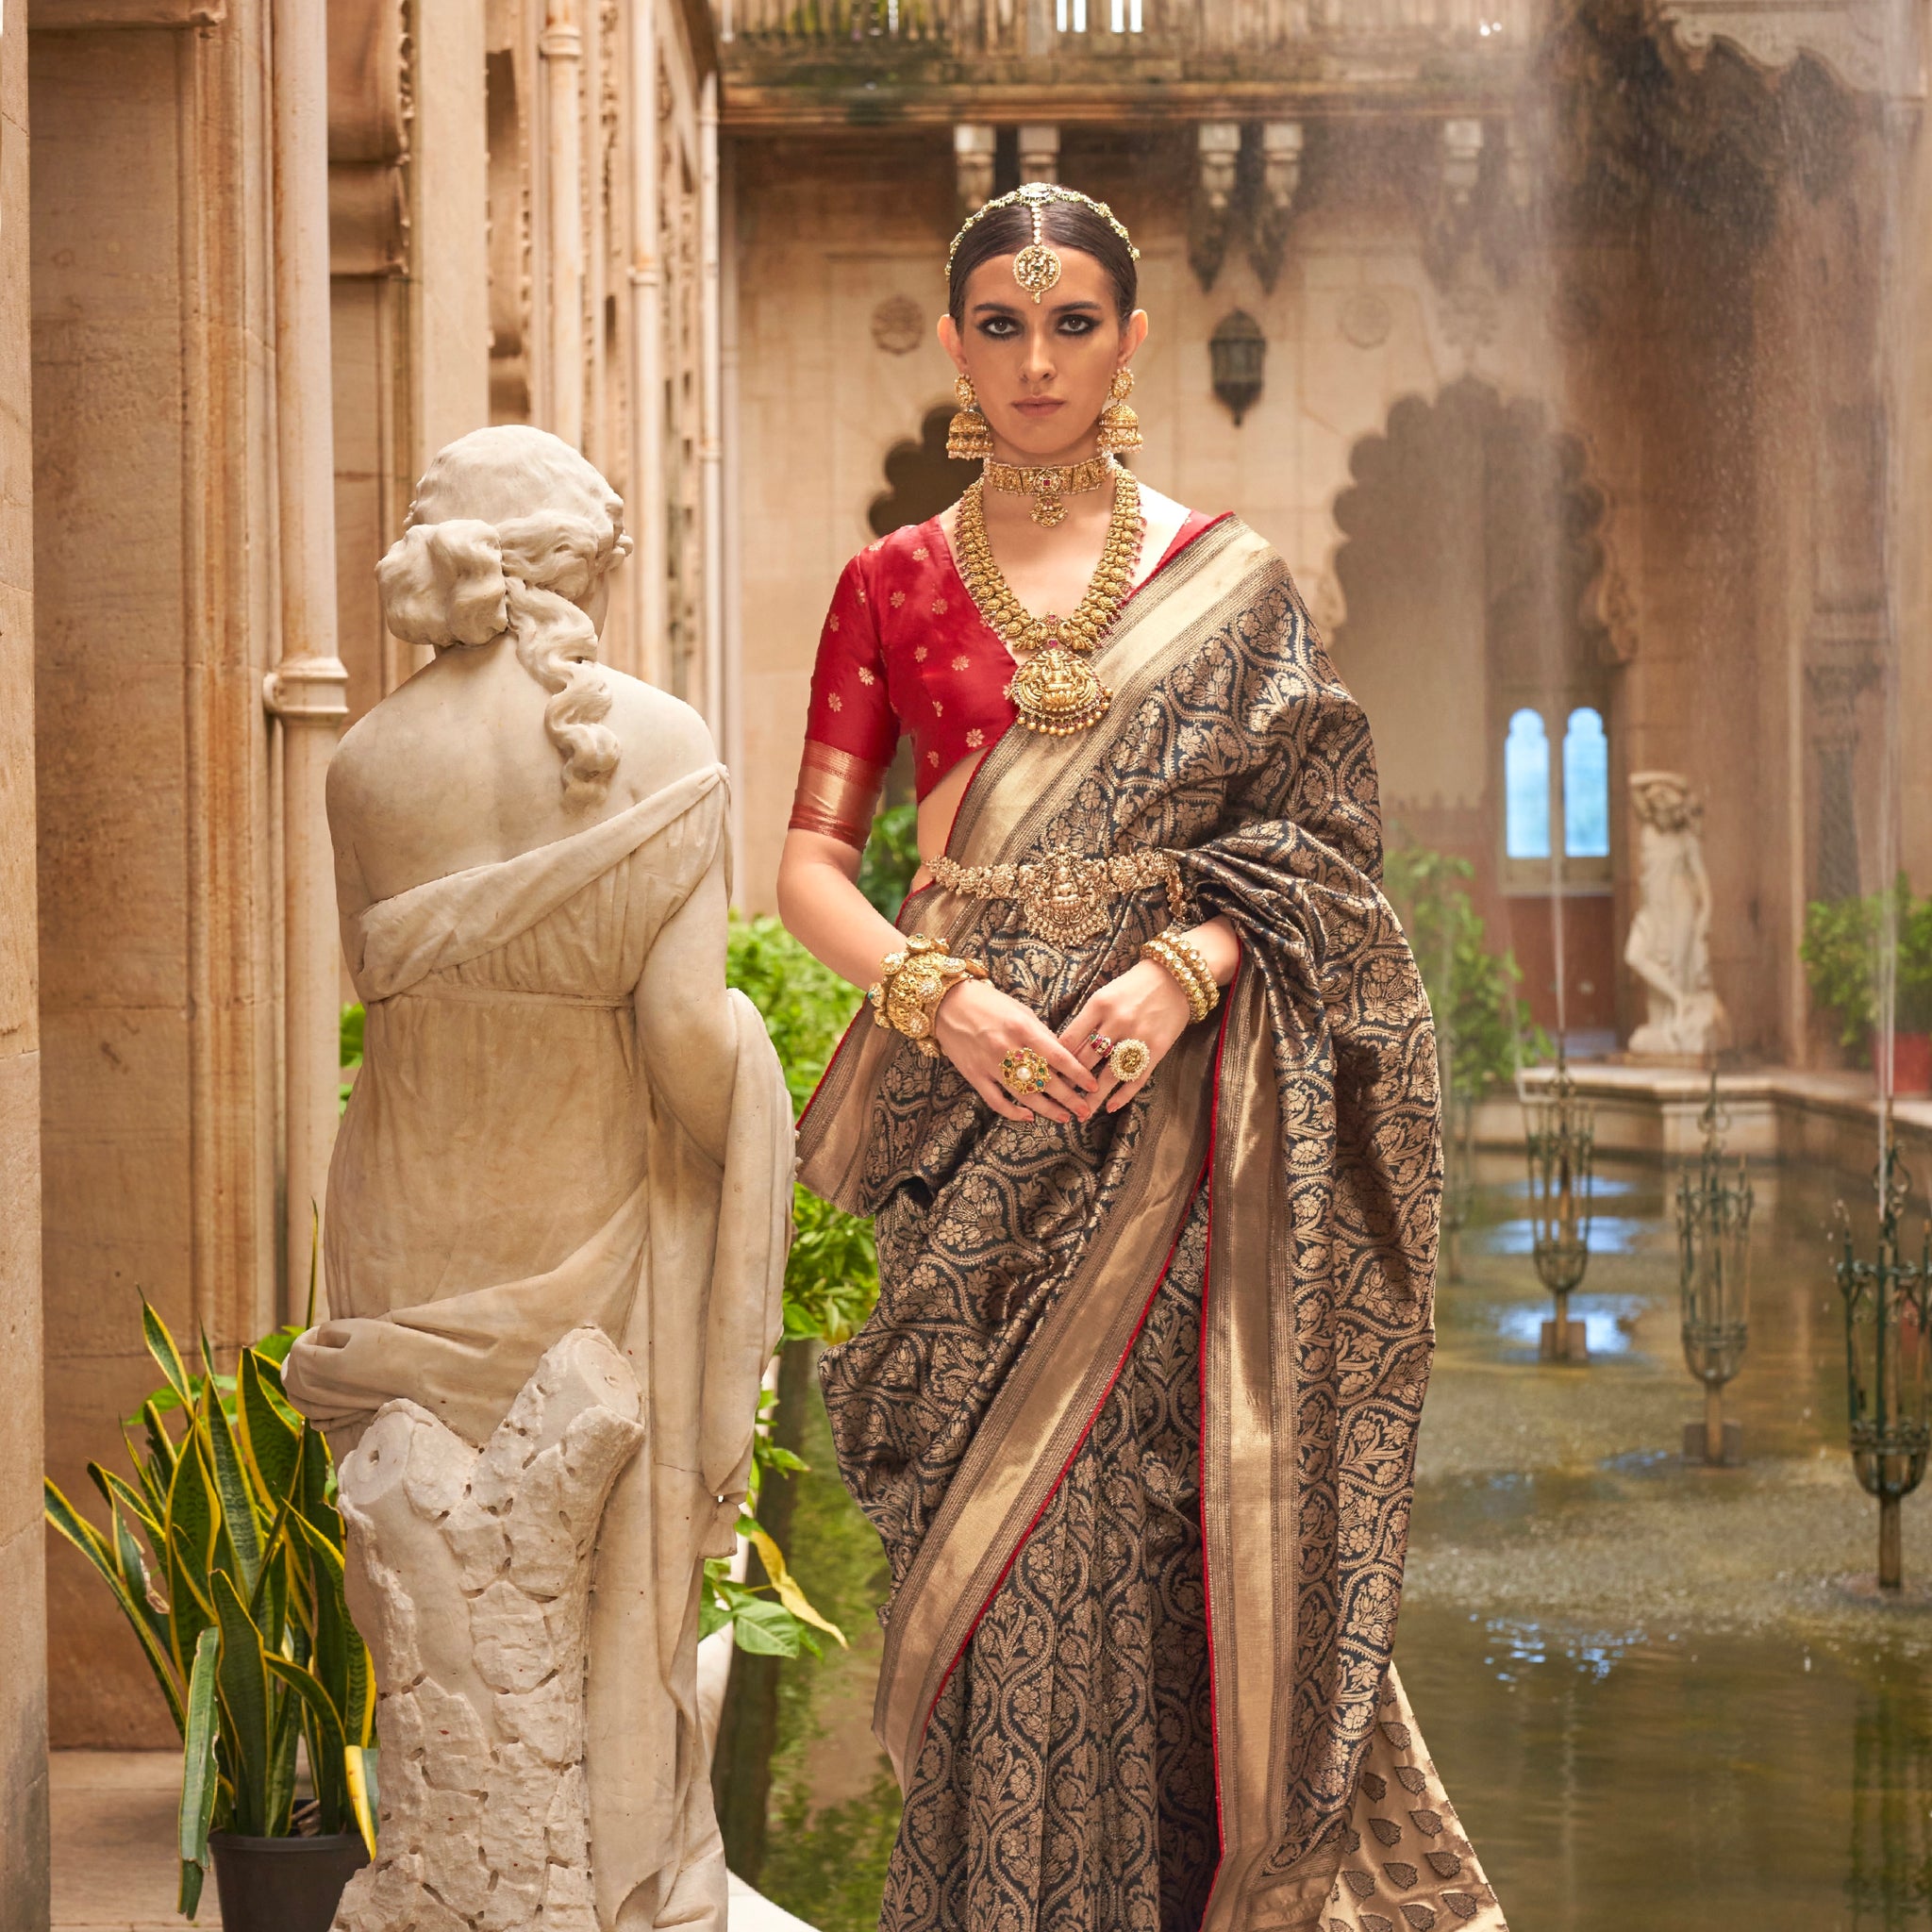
1505;708;1551;860
1563;708;1610;858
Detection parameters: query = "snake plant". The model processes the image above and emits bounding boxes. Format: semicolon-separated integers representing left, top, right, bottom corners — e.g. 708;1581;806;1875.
44;1267;376;1917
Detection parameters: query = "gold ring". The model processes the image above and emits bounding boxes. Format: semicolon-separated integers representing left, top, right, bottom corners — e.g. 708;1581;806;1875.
1087;1032;1114;1058
1000;1047;1053;1097
1108;1038;1151;1082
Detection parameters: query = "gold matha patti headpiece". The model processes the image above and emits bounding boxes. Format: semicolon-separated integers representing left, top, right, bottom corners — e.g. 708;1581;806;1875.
949;183;1140;307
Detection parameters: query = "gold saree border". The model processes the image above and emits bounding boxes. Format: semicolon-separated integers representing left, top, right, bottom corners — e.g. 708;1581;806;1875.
1198;966;1345;1931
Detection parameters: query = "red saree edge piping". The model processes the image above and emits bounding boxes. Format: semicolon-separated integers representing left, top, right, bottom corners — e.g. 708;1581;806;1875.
1197;936;1242;1920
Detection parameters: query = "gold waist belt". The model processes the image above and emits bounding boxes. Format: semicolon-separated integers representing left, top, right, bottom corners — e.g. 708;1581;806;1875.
926;849;1184;947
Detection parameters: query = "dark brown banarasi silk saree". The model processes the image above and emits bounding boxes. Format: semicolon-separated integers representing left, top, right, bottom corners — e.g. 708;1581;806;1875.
796;520;1507;1932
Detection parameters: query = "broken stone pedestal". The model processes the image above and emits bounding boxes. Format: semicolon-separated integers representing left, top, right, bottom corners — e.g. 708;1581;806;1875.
332;1327;645;1932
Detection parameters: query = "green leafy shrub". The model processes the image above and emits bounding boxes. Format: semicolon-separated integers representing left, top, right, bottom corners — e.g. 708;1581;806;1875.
340;1003;363;1113
44;1287;376;1915
711;914;879;1663
1383;838;1550;1099
1802;878;1932;1050
857;803;921;918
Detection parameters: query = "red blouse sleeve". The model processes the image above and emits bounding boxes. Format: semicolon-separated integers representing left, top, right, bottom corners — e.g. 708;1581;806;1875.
788;551;898;850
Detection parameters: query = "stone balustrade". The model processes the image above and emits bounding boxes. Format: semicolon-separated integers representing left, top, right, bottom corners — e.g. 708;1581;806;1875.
710;0;1545;122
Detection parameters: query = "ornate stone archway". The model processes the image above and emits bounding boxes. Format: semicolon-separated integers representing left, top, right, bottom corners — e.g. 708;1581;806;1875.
1328;377;1627;1040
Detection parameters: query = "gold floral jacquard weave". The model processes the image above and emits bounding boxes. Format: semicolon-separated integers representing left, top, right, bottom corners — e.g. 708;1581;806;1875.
799;517;1506;1932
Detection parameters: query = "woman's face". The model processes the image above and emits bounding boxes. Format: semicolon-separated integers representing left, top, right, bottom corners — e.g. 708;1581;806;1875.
939;249;1149;467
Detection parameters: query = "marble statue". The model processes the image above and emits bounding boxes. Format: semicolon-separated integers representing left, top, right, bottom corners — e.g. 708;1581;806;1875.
1624;770;1729;1058
282;425;792;1932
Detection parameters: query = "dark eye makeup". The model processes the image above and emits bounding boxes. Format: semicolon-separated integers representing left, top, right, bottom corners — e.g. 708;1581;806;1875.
972;306;1106;341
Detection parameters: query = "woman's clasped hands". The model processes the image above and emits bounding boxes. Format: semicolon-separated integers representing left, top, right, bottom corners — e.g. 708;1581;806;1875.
930;959;1193;1124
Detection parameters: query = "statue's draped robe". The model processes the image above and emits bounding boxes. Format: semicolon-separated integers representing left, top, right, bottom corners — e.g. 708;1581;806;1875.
284;762;791;1932
799;521;1507;1932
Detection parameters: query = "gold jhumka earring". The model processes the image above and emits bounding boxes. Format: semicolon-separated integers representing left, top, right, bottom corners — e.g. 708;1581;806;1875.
1097;368;1143;456
946;375;994;461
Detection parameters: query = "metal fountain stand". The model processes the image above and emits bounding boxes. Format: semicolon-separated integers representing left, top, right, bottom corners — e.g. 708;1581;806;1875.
1835;1126;1932;1591
1677;1072;1754;1467
1524;1046;1594;1362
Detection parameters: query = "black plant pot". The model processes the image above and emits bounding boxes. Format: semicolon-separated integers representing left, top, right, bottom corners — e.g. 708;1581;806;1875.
208;1831;369;1932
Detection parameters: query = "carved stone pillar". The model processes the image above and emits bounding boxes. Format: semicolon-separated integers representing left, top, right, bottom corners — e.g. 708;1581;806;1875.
1425;116;1486;279
540;0;585;448
1189;121;1242;290
1807;653;1880;902
955;123;996;217
267;0;349;1309
1018;122;1058;184
1249;121;1304;291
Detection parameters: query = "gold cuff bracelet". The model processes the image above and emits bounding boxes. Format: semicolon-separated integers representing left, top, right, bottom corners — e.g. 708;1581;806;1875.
868;934;989;1058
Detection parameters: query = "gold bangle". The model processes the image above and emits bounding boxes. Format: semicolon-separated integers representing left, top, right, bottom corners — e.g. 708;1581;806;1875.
867;934;990;1058
1162;929;1219;1015
1140;935;1204;1021
1141;930;1217;1024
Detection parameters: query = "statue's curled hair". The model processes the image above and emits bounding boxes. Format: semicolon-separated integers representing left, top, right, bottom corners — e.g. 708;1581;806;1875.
375;425;634;808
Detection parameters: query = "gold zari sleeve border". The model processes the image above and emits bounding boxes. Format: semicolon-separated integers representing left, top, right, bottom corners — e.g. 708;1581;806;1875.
788;741;889;850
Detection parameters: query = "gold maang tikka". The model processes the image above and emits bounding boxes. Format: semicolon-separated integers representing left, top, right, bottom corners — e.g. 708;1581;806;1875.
949;182;1141;308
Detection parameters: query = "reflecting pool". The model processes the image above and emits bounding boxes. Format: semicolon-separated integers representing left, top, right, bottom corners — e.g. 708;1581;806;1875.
758;1150;1932;1932
1404;1154;1932;1929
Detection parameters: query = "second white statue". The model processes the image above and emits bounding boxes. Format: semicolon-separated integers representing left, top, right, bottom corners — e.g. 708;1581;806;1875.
283;425;792;1932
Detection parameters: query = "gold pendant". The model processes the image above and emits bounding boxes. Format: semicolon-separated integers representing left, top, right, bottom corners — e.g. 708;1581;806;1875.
1030;488;1067;529
1006;645;1111;737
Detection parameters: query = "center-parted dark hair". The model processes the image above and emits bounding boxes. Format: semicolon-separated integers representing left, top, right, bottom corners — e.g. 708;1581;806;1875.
947;198;1139;327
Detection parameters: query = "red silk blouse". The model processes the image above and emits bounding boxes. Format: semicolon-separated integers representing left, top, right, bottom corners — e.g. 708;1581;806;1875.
789;509;1224;849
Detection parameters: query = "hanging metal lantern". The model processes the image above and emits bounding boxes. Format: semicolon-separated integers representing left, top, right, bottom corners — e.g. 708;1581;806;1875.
1523;1050;1593;1360
1836;1134;1932;1591
1208;311;1266;425
1677;1073;1753;1466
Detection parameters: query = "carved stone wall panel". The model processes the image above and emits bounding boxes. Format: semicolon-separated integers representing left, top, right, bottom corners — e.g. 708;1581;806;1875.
1653;0;1909;94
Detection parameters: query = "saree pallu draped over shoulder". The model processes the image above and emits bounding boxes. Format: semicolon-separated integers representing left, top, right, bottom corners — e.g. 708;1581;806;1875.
798;520;1507;1932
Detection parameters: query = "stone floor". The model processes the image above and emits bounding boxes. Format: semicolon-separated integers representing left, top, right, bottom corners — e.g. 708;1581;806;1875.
49;1751;818;1932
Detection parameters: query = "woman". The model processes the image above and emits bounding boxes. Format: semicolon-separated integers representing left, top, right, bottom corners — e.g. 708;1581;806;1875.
778;187;1507;1932
284;425;791;1932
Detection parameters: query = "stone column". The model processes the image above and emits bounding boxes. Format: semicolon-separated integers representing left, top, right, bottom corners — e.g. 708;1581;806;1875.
412;0;493;459
32;0;280;1740
1807;654;1880;904
266;0;350;1316
0;11;50;1924
700;72;724;738
954;123;995;217
628;0;668;687
541;0;586;449
1018;122;1058;184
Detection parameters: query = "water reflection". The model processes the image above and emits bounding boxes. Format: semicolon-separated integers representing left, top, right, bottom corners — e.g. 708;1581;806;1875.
1401;1156;1932;1927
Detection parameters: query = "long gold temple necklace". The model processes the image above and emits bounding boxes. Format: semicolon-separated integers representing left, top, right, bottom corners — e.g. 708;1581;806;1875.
953;459;1142;737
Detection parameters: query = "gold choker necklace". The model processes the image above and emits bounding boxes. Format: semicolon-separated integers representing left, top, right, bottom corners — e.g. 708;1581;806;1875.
954;463;1142;737
982;454;1116;529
